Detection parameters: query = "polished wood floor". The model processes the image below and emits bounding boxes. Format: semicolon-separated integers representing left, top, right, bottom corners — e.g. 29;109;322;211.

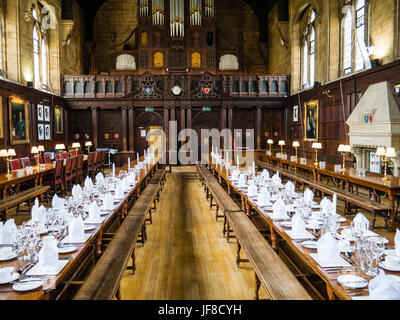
120;166;264;300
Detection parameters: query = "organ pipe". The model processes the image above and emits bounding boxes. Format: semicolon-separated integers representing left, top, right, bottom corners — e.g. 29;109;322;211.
170;0;184;37
190;0;202;26
152;0;164;25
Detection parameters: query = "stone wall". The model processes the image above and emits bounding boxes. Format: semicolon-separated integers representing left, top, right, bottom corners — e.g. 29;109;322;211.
3;0;84;95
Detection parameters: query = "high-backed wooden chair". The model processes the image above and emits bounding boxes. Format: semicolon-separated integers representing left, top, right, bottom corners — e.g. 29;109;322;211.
62;151;68;160
42;159;63;195
94;151;101;175
70;150;77;157
70;156;78;185
63;157;73;193
34;155;44;165
76;155;84;185
43;154;52;163
20;157;32;168
9;159;21;172
55;153;62;160
86;152;94;178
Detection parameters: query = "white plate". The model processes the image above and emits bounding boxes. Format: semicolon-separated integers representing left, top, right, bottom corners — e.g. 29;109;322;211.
12;278;43;292
0;252;17;262
310;253;351;268
302;240;318;249
337;274;368;289
384;249;397;256
340;229;357;241
280;222;292;228
0;272;19;285
369;237;389;244
58;246;77;254
379;261;400;272
284;229;315;240
84;225;96;231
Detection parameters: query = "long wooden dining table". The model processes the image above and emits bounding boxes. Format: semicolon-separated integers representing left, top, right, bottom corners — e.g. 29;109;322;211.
0;155;160;300
258;151;400;232
208;159;400;300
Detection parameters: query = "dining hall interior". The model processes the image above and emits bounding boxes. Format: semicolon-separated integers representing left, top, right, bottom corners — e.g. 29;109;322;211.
0;0;399;303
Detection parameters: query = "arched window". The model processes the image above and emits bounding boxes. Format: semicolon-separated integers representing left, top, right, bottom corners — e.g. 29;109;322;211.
342;5;353;74
355;0;367;71
341;1;369;74
302;9;316;89
32;6;49;90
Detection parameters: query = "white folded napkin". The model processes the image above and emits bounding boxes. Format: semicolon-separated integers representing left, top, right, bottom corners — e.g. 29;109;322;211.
128;172;137;185
31;205;46;225
291;212;306;236
68;215;85;242
320;197;333;215
123;177;131;190
332;193;337;215
88;202;101;221
395;229;400;257
95;172;104;184
0;219;17;244
103;193;115;210
114;184;125;199
285;181;295;194
353;213;370;232
261;169;270;180
238;174;246;188
247;180;258;197
271;197;288;220
304;188;314;204
369;270;400;300
317;232;341;264
84;176;93;192
272;174;281;186
257;187;271;206
38;236;59;271
52;194;66;209
338;239;351;253
231;168;240;180
72;184;83;201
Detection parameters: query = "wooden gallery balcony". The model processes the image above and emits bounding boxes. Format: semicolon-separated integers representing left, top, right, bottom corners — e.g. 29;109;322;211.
61;74;290;100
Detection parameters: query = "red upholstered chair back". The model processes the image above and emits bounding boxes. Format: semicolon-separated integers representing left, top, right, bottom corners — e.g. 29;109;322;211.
43;154;52;163
20;157;31;168
87;152;93;164
62;151;68;160
70;150;77;157
65;157;72;173
55;153;61;160
9;159;21;171
34;155;43;165
76;149;81;155
71;156;77;171
77;154;83;169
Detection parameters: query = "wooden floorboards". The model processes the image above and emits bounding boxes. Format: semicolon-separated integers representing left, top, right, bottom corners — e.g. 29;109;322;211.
120;166;264;300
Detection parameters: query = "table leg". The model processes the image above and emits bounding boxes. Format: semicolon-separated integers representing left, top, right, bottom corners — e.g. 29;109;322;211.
270;225;279;252
254;272;261;300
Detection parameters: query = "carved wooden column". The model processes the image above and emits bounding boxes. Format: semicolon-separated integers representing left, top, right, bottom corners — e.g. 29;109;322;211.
228;106;233;136
128;108;135;152
187;106;192;130
221;106;227;149
121;107;128;152
180;106;186;132
256;105;262;150
163;106;169;163
91;107;99;149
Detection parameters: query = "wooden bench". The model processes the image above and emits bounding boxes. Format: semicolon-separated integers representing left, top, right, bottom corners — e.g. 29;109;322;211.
73;169;165;300
196;164;312;300
255;159;390;230
304;179;390;230
0;186;50;221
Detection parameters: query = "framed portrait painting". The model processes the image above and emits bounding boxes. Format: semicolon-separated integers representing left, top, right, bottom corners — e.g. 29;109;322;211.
9;98;29;144
44;105;50;122
304;100;319;141
37;104;44;121
293;105;299;122
54;106;63;134
45;124;51;140
38;124;44;141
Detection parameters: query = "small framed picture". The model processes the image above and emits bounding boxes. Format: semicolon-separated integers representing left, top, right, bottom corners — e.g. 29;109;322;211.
140;130;146;137
113;133;120;139
38;124;44;141
74;133;80;139
45;124;51;140
37;104;44;121
293;105;299;122
44;106;50;122
84;133;90;139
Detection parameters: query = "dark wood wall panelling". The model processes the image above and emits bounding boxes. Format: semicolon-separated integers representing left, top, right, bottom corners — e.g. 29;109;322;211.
0;79;68;172
286;60;400;164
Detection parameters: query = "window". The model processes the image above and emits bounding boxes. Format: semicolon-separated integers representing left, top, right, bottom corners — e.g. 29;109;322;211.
355;0;366;71
302;9;316;89
32;6;49;90
341;1;369;75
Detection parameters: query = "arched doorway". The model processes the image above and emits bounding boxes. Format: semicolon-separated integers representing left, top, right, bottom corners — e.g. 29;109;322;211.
192;110;220;161
135;111;163;156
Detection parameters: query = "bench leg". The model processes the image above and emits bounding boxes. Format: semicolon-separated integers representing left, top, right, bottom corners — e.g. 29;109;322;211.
223;216;227;237
131;248;136;274
254;272;261;300
116;286;121;300
236;242;241;268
